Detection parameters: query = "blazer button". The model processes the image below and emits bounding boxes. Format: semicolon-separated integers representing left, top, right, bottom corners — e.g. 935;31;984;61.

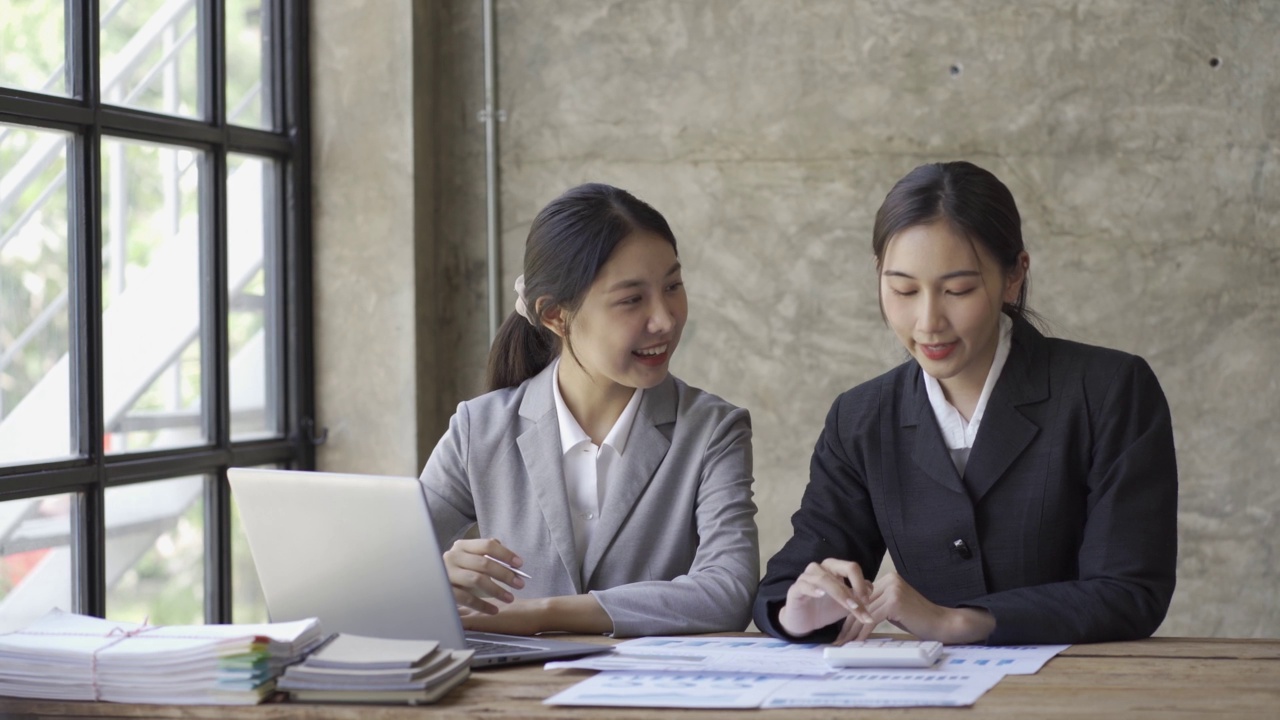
952;539;973;560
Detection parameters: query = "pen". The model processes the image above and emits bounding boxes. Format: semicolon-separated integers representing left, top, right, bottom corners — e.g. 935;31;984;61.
484;554;533;580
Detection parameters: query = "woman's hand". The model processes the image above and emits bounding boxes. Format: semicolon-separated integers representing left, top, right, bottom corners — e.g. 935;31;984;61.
442;537;527;615
777;559;878;638
459;595;614;636
459;599;546;635
849;572;996;645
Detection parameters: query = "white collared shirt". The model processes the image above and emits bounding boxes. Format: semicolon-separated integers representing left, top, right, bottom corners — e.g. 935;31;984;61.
922;313;1013;476
551;359;644;564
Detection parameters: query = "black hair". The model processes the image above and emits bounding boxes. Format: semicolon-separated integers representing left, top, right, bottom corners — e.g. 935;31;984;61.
486;183;679;391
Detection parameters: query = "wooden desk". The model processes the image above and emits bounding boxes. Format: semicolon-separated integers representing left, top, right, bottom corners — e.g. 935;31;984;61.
2;636;1277;719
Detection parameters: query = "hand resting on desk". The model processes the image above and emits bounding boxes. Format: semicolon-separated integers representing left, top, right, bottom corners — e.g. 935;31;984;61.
457;592;615;636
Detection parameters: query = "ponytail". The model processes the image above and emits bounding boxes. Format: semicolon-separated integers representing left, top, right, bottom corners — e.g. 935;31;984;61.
485;311;558;391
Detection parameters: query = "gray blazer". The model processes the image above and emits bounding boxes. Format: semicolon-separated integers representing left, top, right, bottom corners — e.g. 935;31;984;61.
419;364;759;637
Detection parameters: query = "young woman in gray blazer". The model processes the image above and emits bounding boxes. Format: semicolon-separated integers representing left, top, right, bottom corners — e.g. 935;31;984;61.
754;161;1177;646
420;183;759;638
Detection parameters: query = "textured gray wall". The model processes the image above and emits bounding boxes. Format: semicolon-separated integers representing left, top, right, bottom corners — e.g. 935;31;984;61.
315;1;1279;637
312;2;440;476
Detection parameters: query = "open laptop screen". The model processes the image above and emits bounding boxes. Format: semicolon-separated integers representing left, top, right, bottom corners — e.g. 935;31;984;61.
228;468;610;667
229;468;469;647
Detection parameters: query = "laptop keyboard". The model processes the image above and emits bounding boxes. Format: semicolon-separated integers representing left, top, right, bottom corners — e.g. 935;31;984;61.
466;637;537;655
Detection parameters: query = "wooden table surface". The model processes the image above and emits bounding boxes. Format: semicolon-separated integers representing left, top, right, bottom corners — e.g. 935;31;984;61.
2;635;1277;719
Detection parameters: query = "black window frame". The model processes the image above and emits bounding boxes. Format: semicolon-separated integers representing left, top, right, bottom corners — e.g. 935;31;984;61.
0;0;314;623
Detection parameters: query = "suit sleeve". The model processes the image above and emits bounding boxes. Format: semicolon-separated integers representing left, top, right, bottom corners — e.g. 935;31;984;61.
418;402;479;548
591;408;761;636
963;355;1178;644
753;393;888;642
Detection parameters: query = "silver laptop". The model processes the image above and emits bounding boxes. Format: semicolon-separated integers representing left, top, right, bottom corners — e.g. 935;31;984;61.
227;467;610;667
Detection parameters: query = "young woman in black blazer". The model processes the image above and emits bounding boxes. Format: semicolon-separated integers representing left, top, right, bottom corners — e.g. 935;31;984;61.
754;161;1177;645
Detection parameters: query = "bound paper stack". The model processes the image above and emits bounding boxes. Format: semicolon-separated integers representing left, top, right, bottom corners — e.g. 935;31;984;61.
0;608;324;705
277;633;472;705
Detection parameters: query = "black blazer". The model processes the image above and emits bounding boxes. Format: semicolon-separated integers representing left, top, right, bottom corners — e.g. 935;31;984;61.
754;315;1178;645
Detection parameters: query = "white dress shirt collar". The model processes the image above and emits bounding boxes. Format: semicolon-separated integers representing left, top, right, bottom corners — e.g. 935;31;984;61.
922;313;1013;473
551;358;644;457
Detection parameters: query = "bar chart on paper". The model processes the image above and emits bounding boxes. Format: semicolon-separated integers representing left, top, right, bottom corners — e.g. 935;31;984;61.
761;671;1003;708
544;672;793;709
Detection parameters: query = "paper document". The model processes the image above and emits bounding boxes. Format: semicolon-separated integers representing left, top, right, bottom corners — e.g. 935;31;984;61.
762;670;1002;708
544;672;793;709
545;669;1002;709
939;643;1069;675
546;636;1069;677
546;636;831;676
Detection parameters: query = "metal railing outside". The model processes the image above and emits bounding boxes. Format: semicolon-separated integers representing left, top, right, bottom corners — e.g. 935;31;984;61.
1;0;263;439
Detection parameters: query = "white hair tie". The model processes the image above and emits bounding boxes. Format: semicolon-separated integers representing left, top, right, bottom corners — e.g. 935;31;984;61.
513;274;537;326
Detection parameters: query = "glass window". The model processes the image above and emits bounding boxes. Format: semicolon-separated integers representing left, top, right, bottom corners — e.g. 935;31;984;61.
0;0;69;96
100;137;206;454
0;123;73;466
100;0;203;119
105;476;205;625
0;493;74;633
0;0;306;626
228;154;280;441
226;0;272;129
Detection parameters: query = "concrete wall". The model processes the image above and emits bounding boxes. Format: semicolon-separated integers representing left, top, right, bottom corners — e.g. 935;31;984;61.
311;2;441;475
313;0;1280;638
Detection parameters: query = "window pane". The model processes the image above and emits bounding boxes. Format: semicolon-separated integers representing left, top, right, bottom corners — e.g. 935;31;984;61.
0;0;69;96
226;0;272;129
101;137;206;454
100;0;202;118
228;154;279;440
0;494;74;633
105;476;205;625
0;124;73;466
230;465;274;623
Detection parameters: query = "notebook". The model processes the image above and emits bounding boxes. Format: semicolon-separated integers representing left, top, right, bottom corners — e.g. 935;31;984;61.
227;468;611;668
276;633;473;704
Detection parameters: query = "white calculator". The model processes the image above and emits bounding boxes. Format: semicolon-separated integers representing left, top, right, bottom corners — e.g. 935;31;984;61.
822;640;944;668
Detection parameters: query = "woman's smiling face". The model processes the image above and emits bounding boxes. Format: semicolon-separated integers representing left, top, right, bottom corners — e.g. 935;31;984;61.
554;230;687;396
879;220;1025;399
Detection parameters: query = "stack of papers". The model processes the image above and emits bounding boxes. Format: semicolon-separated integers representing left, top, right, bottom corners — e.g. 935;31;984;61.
0;608;324;705
277;634;472;705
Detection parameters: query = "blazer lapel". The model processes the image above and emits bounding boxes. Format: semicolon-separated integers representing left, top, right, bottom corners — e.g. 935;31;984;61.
581;376;675;586
516;367;583;592
902;367;968;496
962;317;1048;502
